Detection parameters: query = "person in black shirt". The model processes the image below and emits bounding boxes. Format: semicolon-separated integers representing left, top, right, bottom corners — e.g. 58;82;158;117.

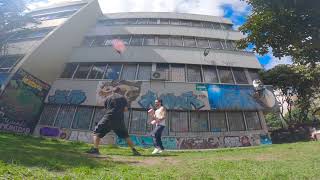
86;87;141;156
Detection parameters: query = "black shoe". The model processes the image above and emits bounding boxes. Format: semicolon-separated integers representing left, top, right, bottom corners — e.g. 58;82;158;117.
86;147;100;155
132;149;141;156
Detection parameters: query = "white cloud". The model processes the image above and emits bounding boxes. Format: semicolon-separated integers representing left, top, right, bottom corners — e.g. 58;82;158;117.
263;55;293;70
27;0;81;10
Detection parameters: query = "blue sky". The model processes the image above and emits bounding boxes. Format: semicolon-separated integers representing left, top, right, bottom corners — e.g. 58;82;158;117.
28;0;292;69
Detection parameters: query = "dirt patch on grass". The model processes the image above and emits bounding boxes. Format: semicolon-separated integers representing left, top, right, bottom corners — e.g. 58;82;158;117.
110;156;180;167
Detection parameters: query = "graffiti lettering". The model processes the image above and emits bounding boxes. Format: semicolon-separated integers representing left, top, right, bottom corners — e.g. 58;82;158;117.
39;127;71;139
177;137;220;149
48;90;86;105
138;91;205;110
260;134;272;145
0;123;30;134
224;136;242;147
117;135;153;148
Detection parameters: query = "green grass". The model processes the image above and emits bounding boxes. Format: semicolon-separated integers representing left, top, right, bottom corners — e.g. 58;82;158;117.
0;132;319;180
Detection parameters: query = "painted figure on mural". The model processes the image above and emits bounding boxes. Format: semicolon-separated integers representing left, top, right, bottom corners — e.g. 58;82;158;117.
96;80;141;106
87;87;141;156
148;99;167;154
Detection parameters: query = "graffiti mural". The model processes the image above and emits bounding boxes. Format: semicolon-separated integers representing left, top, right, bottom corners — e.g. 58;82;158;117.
116;135;153;148
96;80;141;106
260;134;272;145
48;90;86;105
162;137;178;149
177;137;220;149
240;136;252;147
0;69;50;134
138;91;205;110
224;136;242;147
39;127;71;139
207;84;276;111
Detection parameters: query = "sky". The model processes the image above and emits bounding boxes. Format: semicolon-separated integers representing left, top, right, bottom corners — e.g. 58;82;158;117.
27;0;293;69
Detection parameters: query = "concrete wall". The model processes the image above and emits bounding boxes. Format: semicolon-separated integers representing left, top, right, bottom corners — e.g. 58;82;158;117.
69;46;262;69
101;12;233;24
18;0;102;84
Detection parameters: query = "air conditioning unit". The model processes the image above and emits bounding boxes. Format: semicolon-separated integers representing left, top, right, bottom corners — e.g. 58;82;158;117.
151;71;166;80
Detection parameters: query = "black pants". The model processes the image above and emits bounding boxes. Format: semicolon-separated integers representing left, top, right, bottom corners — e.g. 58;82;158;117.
151;125;165;150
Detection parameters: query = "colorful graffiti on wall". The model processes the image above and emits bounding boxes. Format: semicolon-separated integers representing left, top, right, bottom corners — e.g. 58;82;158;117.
0;69;50;134
96;80;142;106
138;90;205;110
39;127;71;139
48;90;86;105
207;84;276;110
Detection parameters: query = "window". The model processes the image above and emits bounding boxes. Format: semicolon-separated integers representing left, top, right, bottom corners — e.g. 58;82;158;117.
210;40;223;49
104;64;122;80
159;19;170;24
72;106;94;130
232;68;248;84
82;37;94;47
73;64;91;79
190;111;208;132
203;65;218;83
148;18;158;24
170;111;188;132
137;64;152;80
170;36;183;47
121;64;137;80
105;36;114;46
88;64;106;79
248;69;260;81
0;55;21;73
130;35;143;46
196;38;210;48
171;64;185;81
187;65;202;82
183;37;196;47
158;36;169;46
224;41;236;50
137;18;148;24
192;21;202;27
227;112;245;131
11;29;52;41
119;35;131;45
60;63;77;78
102;20;114;26
156;63;169;80
39;105;60;126
144;36;157;46
244;112;261;130
128;19;138;24
54;105;76;128
91;107;105;130
218;67;234;84
170;19;180;25
91;36;106;47
212;23;221;30
180;20;192;26
130;110;147;134
221;24;233;30
209;112;227;132
202;22;213;28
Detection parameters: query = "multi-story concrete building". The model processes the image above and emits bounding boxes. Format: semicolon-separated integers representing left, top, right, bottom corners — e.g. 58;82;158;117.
1;0;275;149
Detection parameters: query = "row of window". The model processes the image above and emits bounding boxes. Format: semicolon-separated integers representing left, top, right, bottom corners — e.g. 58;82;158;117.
33;10;77;21
9;28;53;42
61;62;260;84
82;35;237;50
98;18;233;31
39;104;262;134
0;55;23;73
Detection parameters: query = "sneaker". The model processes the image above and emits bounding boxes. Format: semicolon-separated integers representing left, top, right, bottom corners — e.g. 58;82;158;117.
132;149;141;156
86;147;100;155
152;148;160;154
158;149;163;153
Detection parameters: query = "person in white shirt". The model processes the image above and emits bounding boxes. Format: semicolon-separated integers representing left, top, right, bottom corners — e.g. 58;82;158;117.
148;99;166;154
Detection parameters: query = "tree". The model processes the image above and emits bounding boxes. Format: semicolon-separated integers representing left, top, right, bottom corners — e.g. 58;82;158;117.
237;0;320;66
260;64;320;124
0;0;35;55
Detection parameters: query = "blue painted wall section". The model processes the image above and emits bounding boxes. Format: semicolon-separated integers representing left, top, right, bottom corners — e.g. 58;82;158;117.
117;135;154;148
207;84;264;110
138;90;205;110
260;134;272;145
48;90;86;105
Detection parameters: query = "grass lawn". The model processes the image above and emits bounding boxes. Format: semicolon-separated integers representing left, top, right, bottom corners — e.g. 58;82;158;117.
0;132;319;179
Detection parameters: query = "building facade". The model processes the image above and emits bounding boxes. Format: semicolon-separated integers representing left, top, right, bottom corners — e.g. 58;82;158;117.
1;1;275;149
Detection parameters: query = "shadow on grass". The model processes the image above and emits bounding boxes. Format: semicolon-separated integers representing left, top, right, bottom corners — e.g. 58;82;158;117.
0;132;109;171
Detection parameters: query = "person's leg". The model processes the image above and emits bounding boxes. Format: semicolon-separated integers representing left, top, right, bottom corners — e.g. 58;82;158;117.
93;134;101;149
151;125;160;149
87;116;110;154
115;128;141;156
155;126;165;150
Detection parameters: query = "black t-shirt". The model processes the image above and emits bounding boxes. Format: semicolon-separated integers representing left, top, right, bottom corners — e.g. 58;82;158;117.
104;93;128;124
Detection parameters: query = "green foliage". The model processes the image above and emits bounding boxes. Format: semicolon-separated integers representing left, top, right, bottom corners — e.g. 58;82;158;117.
260;64;320;123
265;112;283;130
1;132;320;179
238;0;320;66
